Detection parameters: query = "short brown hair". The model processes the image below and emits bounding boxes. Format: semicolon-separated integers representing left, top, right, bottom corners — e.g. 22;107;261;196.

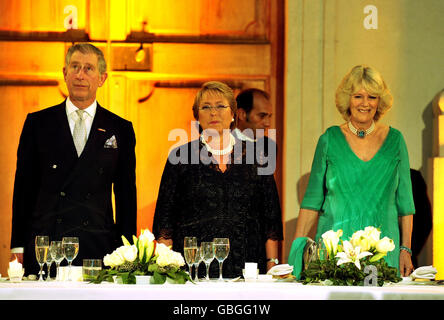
192;81;237;120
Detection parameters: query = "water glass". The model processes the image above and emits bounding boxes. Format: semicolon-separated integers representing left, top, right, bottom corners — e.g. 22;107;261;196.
50;241;64;281
82;259;102;281
193;247;203;282
200;242;214;281
62;237;79;281
213;238;230;281
45;251;53;281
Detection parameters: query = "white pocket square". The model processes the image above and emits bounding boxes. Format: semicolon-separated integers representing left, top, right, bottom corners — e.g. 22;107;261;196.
104;135;118;149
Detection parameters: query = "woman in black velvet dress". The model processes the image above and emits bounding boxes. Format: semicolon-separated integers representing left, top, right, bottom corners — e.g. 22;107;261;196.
153;81;283;279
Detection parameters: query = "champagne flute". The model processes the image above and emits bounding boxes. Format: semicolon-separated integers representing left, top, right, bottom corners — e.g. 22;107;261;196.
50;241;64;281
201;242;214;281
35;236;49;282
183;237;198;277
213;238;230;281
193;247;203;282
45;250;53;281
62;237;79;281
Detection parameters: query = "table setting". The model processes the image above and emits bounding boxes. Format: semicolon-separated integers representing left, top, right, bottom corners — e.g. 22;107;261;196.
1;228;444;300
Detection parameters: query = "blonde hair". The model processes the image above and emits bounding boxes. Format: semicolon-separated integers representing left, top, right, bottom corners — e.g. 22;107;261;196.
192;81;237;120
335;65;393;121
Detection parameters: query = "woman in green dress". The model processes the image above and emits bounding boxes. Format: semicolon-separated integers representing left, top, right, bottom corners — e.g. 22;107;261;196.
290;65;415;277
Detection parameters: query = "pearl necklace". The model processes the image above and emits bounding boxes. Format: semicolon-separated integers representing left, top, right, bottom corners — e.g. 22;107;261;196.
348;121;375;138
200;134;236;156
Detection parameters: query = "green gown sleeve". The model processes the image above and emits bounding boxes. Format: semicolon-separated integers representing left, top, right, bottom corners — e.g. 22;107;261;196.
288;133;328;279
288;237;308;279
396;132;415;216
300;132;329;211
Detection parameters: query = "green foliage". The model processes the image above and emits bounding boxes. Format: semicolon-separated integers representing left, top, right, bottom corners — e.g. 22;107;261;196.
91;259;192;285
300;256;402;286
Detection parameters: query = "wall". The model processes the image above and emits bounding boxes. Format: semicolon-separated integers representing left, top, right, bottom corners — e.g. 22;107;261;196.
284;0;444;264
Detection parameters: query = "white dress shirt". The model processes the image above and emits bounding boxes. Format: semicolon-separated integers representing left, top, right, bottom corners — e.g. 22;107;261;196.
232;128;256;142
66;97;97;139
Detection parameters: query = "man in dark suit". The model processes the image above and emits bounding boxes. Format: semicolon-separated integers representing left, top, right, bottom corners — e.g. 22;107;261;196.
409;169;433;268
10;43;137;276
233;88;279;268
233;88;277;176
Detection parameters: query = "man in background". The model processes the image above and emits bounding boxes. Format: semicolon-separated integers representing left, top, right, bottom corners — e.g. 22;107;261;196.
234;88;278;269
233;88;277;176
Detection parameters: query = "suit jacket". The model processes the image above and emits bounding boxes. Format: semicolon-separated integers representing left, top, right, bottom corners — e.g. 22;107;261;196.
11;100;137;275
410;169;432;267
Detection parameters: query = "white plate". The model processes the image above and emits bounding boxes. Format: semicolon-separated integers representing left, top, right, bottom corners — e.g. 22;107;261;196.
267;264;293;276
396;277;436;285
268;269;293;276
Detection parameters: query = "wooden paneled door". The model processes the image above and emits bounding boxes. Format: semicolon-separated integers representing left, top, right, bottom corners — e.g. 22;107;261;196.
0;0;284;275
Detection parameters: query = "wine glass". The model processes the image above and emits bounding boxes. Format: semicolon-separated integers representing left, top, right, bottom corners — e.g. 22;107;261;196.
35;236;49;282
45;250;53;281
213;238;230;281
200;242;214;281
50;241;64;281
193;247;203;282
183;237;198;277
62;237;79;281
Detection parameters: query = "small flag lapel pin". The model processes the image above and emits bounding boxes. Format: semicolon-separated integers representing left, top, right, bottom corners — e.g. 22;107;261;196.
98;128;106;132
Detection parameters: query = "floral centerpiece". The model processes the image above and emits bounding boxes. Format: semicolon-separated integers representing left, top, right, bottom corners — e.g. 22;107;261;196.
92;229;191;284
300;226;402;286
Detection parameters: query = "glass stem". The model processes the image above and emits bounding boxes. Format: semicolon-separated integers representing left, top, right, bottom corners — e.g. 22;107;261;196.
39;264;44;281
205;263;210;281
68;261;72;281
219;261;223;281
56;262;60;281
193;264;199;282
188;264;192;277
46;262;52;281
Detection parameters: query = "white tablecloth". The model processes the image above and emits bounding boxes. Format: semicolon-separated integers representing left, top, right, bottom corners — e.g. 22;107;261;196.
1;280;444;300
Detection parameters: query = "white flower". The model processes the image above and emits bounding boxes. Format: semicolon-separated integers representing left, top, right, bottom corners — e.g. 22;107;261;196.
322;229;343;257
350;230;371;252
335;240;373;270
363;226;381;248
155;243;171;256
155;243;185;268
103;250;125;267
139;229;155;243
375;236;395;254
103;244;138;267
138;229;156;263
116;245;138;262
